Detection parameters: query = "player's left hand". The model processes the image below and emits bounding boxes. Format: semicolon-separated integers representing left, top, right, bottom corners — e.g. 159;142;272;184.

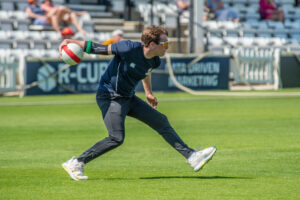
146;94;158;109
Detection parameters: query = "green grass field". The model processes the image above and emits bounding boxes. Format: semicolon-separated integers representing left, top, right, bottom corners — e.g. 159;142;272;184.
0;91;300;200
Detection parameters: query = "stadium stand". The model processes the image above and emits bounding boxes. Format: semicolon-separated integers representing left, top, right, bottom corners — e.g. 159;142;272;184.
0;0;127;58
0;0;299;58
1;1;15;11
0;40;13;49
0;19;14;31
134;0;300;54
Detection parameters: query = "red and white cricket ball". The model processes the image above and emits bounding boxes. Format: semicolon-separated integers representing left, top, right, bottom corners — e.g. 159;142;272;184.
61;43;84;65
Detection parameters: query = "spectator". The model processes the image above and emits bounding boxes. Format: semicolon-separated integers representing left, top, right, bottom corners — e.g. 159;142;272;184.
102;30;124;45
175;0;209;21
205;0;239;22
175;0;189;13
41;0;87;18
41;0;87;35
259;0;285;22
26;0;87;35
26;0;51;27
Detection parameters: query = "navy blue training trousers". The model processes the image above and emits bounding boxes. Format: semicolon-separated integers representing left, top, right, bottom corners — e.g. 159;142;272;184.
77;90;194;164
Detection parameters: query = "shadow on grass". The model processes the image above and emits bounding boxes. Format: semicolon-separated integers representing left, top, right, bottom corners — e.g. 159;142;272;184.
139;176;253;180
88;176;253;181
88;177;136;181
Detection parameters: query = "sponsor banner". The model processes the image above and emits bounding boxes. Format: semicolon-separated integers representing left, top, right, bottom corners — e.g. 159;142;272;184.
25;60;110;95
136;57;230;91
25;57;229;95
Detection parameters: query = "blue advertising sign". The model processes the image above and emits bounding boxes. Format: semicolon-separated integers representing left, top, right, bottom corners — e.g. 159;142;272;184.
25;56;229;95
136;57;230;91
25;59;110;95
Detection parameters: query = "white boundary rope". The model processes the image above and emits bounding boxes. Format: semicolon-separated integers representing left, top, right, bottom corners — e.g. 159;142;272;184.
20;59;77;94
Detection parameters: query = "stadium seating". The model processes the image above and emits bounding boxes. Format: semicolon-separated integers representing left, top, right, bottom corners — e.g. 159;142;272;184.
33;40;47;50
0;0;121;58
0;40;13;49
1;0;300;57
1;2;15;11
0;19;14;31
134;0;300;54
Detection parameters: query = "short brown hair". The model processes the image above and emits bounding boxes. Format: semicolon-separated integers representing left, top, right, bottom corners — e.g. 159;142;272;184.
141;25;168;47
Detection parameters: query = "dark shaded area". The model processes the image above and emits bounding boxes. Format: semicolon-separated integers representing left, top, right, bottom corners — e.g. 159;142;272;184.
140;175;253;180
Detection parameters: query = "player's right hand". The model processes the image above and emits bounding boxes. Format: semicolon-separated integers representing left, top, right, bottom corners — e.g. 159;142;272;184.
146;93;158;109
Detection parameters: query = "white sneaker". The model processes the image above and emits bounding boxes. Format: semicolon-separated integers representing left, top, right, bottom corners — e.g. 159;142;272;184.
187;146;217;171
62;156;88;181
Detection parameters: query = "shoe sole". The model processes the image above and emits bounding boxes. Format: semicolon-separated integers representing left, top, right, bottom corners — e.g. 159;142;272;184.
194;146;217;172
62;163;81;181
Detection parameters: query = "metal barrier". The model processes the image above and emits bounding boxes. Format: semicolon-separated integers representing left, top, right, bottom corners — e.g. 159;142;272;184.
232;48;281;89
0;54;19;93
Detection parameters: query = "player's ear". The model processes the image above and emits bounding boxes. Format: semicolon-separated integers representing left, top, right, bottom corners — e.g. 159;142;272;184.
148;41;157;48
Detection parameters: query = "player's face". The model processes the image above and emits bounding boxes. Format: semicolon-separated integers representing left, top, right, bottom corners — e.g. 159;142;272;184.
155;34;168;57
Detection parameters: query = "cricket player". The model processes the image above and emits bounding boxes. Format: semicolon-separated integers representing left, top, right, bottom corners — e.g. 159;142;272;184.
59;25;216;181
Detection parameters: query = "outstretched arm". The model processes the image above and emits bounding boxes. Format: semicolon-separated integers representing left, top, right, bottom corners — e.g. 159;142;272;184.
26;7;46;19
142;73;158;109
59;39;112;58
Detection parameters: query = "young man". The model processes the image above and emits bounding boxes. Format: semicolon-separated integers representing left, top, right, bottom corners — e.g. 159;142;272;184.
59;26;216;181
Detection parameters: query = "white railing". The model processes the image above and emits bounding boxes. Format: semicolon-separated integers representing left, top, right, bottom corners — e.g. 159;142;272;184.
232;48;281;89
0;53;18;93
